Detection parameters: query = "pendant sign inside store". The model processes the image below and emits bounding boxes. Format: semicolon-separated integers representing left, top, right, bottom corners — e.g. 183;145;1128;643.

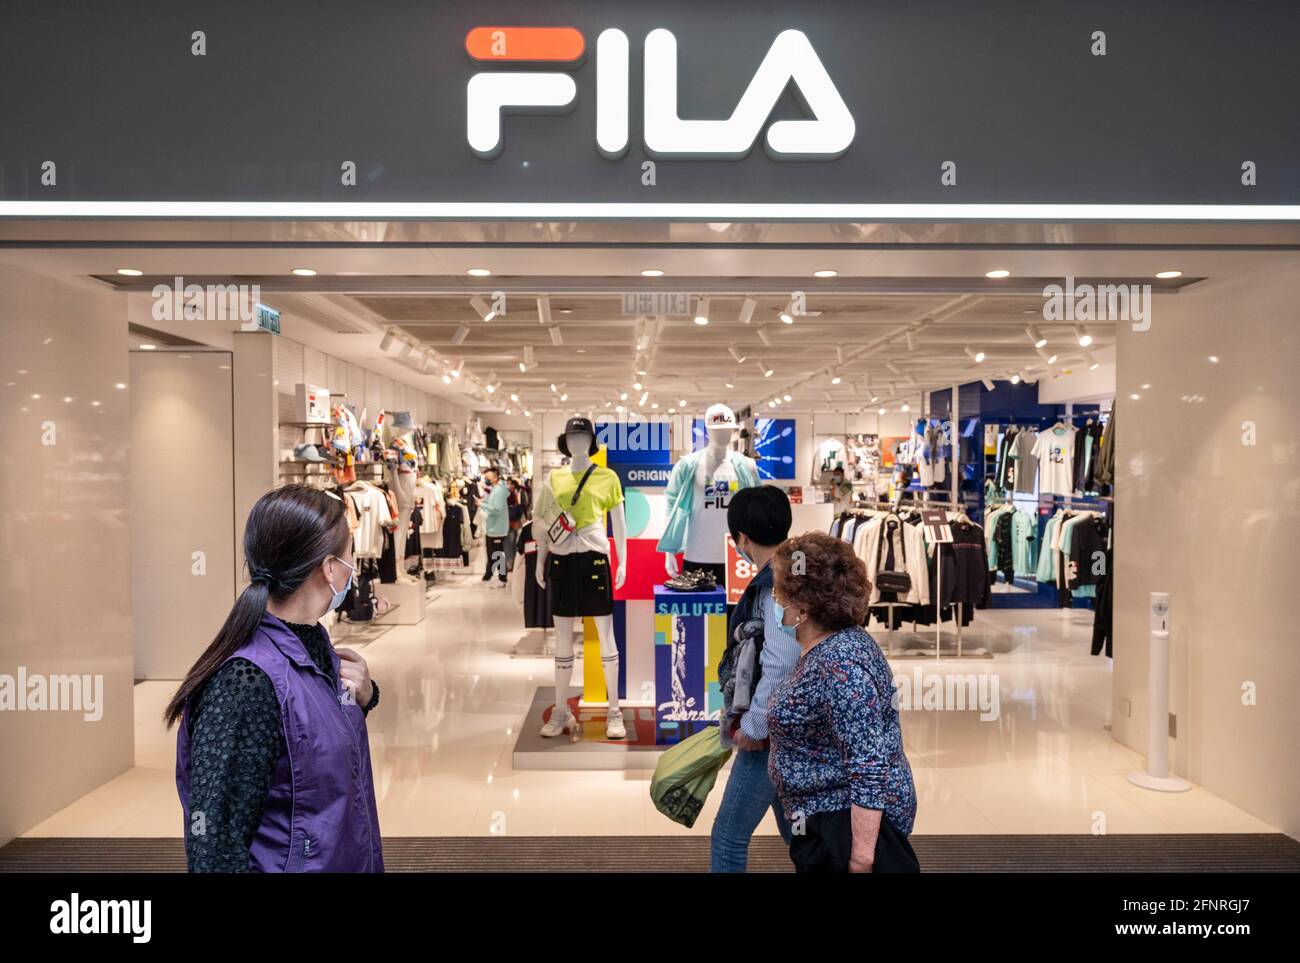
466;27;854;160
1;0;1298;218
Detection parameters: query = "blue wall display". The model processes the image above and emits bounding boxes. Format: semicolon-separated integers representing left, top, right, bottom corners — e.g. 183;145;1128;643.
596;419;673;487
752;418;797;480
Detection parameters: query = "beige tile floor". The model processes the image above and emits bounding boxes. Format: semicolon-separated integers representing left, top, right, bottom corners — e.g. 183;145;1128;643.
25;560;1281;841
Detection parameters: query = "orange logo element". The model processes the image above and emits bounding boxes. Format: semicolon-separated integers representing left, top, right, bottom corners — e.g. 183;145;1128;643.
465;27;585;62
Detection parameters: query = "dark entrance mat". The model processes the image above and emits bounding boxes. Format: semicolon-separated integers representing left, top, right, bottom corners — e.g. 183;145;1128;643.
1;833;1297;873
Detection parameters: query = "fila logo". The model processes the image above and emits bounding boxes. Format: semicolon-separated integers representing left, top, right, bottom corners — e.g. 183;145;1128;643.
465;26;854;161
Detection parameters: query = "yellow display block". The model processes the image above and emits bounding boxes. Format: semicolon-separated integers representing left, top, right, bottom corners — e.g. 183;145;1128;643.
581;616;606;703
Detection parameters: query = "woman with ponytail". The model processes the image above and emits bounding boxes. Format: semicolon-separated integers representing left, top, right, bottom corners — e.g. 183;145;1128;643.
166;485;384;872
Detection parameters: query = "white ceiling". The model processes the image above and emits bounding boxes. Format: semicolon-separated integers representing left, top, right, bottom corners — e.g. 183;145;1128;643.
4;244;1298;421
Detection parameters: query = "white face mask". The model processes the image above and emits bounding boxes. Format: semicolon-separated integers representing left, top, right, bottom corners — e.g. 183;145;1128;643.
325;556;356;614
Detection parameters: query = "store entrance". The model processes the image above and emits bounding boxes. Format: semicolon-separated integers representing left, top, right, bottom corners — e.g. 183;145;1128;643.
2;231;1297;863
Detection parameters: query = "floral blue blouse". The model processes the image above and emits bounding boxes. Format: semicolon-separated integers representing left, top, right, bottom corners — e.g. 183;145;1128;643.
767;626;917;834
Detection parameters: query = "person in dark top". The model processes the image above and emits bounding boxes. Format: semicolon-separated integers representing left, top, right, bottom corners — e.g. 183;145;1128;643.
767;532;919;873
165;485;384;873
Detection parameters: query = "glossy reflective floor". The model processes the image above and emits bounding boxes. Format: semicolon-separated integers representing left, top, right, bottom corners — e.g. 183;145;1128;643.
27;554;1280;840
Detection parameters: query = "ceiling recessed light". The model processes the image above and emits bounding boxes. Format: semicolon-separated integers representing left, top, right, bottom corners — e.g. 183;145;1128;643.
291;268;316;277
679;398;687;406
640;269;664;277
813;269;837;278
1208;355;1220;363
724;382;734;389
115;383;126;390
139;343;156;350
1141;383;1151;390
1156;270;1183;279
901;403;911;412
985;269;1011;279
116;268;143;277
1130;393;1141;401
467;267;492;277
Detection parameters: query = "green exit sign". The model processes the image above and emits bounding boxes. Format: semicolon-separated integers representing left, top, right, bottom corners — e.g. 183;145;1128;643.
254;302;281;335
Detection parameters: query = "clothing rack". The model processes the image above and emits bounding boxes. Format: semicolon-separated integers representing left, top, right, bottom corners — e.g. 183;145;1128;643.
839;503;989;660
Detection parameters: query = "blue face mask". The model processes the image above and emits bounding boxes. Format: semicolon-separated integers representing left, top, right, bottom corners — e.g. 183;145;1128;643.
772;599;800;639
326;556;356;613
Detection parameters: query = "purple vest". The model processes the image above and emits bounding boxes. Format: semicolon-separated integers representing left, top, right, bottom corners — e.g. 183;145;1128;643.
176;613;384;872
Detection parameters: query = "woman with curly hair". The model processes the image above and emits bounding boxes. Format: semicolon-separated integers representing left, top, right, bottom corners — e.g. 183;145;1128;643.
767;531;919;873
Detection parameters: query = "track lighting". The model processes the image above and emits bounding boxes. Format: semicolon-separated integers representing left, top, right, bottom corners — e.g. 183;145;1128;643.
537;296;552;325
1084;349;1100;370
905;328;918;352
399;341;414;359
783;393;792;402
768;400;777;408
738;297;757;324
1074;325;1092;347
728;345;747;364
756;359;774;378
442;373;453;384
1010;373;1021;385
981;378;995;391
1037;347;1058;365
470;296;497;322
693;296;710;326
509;393;519;403
379;330;395;352
633;382;642;391
451;324;471;346
1025;324;1047;348
679;398;687;406
756;326;774;347
901;403;911;413
830;375;842;385
638;391;649;407
878;407;886;416
619;391;629;401
778;299;796;324
822;390;834;402
560;392;569;402
549;326;564;347
964;346;986;363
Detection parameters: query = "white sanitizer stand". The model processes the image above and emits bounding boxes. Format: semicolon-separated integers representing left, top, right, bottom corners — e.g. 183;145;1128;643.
1127;592;1192;792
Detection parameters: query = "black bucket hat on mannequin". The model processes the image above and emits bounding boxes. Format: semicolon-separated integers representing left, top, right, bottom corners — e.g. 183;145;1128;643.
557;416;599;457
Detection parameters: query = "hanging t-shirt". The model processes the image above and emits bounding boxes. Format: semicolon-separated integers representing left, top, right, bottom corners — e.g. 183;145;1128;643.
1011;429;1039;494
538;465;624;554
685;457;738;563
1031;426;1076;496
812;438;848;484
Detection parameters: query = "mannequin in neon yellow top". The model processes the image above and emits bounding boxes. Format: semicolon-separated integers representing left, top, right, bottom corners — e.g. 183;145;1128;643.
535;419;628;740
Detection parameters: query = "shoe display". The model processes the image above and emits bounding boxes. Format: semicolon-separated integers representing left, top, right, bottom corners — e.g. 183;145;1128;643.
664;569;719;592
540;710;578;738
605;708;627;740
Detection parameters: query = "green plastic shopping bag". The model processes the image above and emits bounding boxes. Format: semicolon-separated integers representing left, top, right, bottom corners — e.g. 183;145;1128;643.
649;726;733;828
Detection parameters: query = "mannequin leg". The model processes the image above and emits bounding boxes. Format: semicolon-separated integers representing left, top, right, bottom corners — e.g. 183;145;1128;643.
593;614;626;738
592;615;620;712
540;615;578;736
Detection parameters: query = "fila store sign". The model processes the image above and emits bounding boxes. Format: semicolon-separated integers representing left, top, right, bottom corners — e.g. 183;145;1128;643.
465;26;854;160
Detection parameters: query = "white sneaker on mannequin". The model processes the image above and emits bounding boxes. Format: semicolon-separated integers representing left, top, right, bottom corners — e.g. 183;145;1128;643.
540;709;578;738
605;708;627;740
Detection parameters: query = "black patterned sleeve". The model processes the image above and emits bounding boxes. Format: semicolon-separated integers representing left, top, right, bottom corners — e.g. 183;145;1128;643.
185;658;284;873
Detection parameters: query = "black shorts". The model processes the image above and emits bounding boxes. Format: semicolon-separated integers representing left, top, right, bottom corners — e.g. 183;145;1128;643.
548;551;614;617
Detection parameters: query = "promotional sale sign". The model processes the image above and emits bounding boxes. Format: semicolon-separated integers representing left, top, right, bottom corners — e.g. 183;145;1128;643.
725;535;758;605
